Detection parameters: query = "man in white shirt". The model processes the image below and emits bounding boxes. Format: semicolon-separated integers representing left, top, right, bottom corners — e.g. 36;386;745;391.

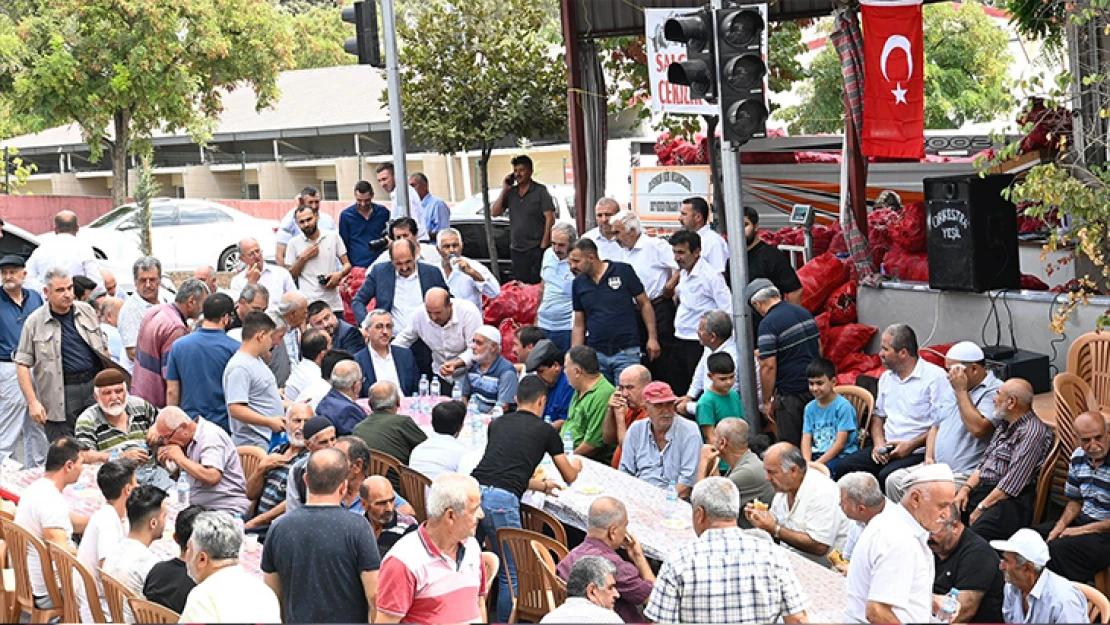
745;443;850;566
409;400;468;479
15;436;85;610
355;310;420;397
678;197;729;273
25;211;102;290
844;463;956;623
670;230;733;396
102;484;167;622
77;460;137;622
275;186;336;269
675;310;742;418
285;206;351;314
397;287;482;383
118;256;172;361
376;162;426;241
436;228;500;310
181;511;282;623
581;197;622;261
284;328;332;402
230;238;296;307
540;556;623;624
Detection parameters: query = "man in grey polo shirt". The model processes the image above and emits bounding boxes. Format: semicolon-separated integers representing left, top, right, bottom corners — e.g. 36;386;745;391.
491;154;556;285
222;312;286;449
151;406;250;515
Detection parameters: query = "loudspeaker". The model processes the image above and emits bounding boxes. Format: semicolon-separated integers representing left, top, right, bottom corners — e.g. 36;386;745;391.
924;173;1020;292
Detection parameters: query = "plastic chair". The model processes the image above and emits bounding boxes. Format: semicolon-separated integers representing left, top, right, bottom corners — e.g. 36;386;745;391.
1067;331;1110;414
369;451;404;489
835;385;874;447
129;596;181;623
399;465;432;523
807;461;831;477
0;509;18;624
99;570;137;624
1077;582;1110;623
48;541;107;623
0;516;63;623
237;445;266;481
520;502;568;547
1032;436;1062;525
497;527;568;623
531;539;567;613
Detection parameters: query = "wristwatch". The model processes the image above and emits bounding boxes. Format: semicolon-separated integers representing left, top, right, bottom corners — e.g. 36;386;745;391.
774;524;782;540
976;502;988;511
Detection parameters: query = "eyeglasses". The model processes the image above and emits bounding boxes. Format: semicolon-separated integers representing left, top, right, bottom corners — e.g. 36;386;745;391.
158;423;186;445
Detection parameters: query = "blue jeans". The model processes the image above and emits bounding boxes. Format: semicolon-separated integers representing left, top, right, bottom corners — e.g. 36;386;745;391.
542;329;572;354
476;486;521;622
596;347;641;385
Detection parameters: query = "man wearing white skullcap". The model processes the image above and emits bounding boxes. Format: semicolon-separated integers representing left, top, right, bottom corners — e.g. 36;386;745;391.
845;462;956;624
457;325;519;413
885;340;1003;500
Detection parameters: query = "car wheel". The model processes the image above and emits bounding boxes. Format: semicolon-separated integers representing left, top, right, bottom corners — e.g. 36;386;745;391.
218;246;239;273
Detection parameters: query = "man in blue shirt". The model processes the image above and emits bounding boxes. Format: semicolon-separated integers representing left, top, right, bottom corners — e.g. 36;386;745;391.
525;339;574;424
569;238;659;384
992;529;1089;624
339;180;391;268
0;254;45;463
165;293;240;432
459;326;519;413
408;172;451;242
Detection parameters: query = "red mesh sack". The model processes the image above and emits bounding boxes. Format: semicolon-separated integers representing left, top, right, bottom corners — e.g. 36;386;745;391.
499;318;522;362
920;343;955;368
483;281;541;326
811;225;835;257
823;324;878;370
815;311;831;343
797;253;850;313
759;230;781;246
340;267;369;325
1020;274;1050;291
826;281;858;326
836;352;882;379
889;202;928;253
827;221;848;256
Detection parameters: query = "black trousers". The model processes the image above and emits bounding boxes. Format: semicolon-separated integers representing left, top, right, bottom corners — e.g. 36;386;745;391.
510;247;544;284
833;447;924;485
51;377;96;441
774;390;813;447
1034;517;1110;583
671;338;704;398
638;298;678;390
411;339;434;380
964;483;1037;542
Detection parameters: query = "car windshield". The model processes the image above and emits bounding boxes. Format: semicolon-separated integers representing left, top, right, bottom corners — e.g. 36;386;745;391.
88;206;136;228
453;192;494;215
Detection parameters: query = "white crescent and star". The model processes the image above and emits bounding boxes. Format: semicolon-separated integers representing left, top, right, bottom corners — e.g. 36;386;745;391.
880;35;914;105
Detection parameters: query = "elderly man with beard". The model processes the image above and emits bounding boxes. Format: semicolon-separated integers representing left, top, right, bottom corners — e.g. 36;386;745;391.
74;369;157;464
361;474;418;556
619;381;702;498
844;463;957;624
243;403;313;536
458;326;519;413
0;254;45;465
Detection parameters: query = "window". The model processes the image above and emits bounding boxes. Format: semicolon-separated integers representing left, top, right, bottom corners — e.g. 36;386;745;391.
247;184;261;200
321;180;339;201
150;204;179;228
178;206;233;226
174;186;186;198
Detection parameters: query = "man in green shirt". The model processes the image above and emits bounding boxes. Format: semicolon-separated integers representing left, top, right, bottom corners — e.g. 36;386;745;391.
563;346;616;465
351;381;427;491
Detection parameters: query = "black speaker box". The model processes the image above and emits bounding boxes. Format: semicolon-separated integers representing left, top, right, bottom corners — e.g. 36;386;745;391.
923;173;1021;292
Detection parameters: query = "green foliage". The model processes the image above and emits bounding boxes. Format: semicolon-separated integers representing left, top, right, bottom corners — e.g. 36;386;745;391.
999;0;1068;53
1;146;36;194
133;154;160;255
780;3;1016;133
281;0;354;70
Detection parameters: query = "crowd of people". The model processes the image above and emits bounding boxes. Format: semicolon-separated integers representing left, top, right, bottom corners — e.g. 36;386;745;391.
0;158;1102;624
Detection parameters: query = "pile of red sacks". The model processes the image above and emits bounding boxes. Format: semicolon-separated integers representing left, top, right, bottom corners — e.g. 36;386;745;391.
483;282;541;363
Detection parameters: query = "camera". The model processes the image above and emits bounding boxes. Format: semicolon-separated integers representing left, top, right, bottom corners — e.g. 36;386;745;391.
316;275;329;286
367;222;391;254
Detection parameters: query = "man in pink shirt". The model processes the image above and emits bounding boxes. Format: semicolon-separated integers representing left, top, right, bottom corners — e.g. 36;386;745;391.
130;279;206;407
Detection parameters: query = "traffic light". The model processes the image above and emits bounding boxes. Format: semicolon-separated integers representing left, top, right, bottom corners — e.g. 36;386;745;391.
342;1;383;68
716;6;768;144
664;8;717;104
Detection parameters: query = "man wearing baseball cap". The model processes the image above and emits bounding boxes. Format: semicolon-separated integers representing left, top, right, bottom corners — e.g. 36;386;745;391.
618;381;702;499
0;254;46;465
457;325;519;414
886;340;1003;501
992;528;1089;623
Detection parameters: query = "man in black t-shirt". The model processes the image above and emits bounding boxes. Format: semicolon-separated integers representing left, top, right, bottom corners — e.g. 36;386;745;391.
143;505;202;613
744;206;803;305
928;504;1005;623
470;375;583;622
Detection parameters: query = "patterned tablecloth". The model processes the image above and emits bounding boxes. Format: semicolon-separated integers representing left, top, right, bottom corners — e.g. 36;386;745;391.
541;456;848;622
0;464;263;577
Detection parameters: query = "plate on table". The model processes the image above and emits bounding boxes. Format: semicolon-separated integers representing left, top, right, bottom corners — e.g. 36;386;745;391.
574;484;603;495
660;517;689;530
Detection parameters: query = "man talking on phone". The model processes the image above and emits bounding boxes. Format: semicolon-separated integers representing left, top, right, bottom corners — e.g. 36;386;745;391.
491;155;556;284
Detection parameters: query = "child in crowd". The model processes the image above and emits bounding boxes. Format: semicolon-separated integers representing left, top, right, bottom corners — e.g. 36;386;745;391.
800;357;859;475
696;352;745;442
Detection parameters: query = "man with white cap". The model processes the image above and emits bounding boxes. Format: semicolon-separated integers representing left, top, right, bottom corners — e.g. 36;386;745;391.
992;528;1089;623
844;462;956;624
885;340;1003;501
458;325;519;413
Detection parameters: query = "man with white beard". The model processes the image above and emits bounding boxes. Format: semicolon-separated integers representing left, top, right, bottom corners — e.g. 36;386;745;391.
74;369;159;464
243;403;313;536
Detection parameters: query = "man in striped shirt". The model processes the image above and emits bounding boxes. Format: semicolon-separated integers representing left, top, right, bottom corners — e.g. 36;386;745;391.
74;369;157;464
1039;411;1110;583
954;378;1053;542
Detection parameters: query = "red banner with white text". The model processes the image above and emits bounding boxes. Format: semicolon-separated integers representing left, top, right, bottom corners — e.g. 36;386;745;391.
861;0;925;159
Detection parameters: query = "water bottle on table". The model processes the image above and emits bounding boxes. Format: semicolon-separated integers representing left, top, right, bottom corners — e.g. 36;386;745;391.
177;473;190;508
451;383;463;402
430;377;441;398
938;588;960;623
664;480;679;521
562;430;575;457
490;405;503;420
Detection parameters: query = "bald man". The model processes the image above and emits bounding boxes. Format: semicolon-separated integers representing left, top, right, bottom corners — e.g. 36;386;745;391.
955;378;1053;541
395;287;482;383
100;269;118;297
352;382;427;489
697;417;775;528
229;237;296;306
193;266;219;295
25;210;102;290
603;364;651;469
360;475;417;556
315;360;369;436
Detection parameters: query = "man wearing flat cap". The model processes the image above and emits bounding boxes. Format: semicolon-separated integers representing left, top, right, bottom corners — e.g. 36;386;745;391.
525;339;574;425
458;325;519;414
618;381;702;499
886;340;1003;501
0;254;46;465
845;463;956;624
74;369;157;464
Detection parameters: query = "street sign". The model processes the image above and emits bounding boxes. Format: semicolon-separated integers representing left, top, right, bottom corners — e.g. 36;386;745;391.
646;9;717;115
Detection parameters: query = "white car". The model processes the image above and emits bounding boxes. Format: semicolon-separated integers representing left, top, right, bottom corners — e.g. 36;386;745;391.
80;199;278;287
450;183;577;225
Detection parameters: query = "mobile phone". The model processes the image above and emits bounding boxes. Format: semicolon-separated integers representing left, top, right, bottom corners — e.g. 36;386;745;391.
877;444;895;455
316;274;329;286
504;173;516;187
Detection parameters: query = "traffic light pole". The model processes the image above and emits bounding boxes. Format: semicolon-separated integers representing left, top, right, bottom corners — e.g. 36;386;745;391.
381;0;411;216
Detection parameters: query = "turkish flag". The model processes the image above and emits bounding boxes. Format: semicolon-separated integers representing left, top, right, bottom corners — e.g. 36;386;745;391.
861;0;925;159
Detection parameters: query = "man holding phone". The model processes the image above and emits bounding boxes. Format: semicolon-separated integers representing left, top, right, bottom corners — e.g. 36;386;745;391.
491;155;556;284
285;206;351;314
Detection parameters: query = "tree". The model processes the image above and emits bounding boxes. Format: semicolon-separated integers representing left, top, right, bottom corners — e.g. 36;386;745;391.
4;0;294;208
393;0;566;270
281;0;355;70
780;3;1016;133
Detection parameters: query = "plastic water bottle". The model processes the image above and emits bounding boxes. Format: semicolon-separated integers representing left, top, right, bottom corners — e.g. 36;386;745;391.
939;588;960;623
419;375;429;398
451;383;463;402
490;405;503;420
562;430;574;457
430;377;441;398
176;473;190;508
468;396;480;417
411;391;422;419
665;480;679;521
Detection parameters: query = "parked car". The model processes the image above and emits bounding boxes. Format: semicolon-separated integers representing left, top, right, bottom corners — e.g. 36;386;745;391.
79;199;278;283
450;183;577;226
0;221;40;260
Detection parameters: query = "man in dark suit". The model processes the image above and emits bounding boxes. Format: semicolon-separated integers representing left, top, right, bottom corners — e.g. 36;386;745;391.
306;300;365;355
352;239;448;377
354;310;419;397
314;359;368;435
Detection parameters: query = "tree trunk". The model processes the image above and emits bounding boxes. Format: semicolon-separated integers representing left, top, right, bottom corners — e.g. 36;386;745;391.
110;109;131;209
704;115;726;231
478;147;500;281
